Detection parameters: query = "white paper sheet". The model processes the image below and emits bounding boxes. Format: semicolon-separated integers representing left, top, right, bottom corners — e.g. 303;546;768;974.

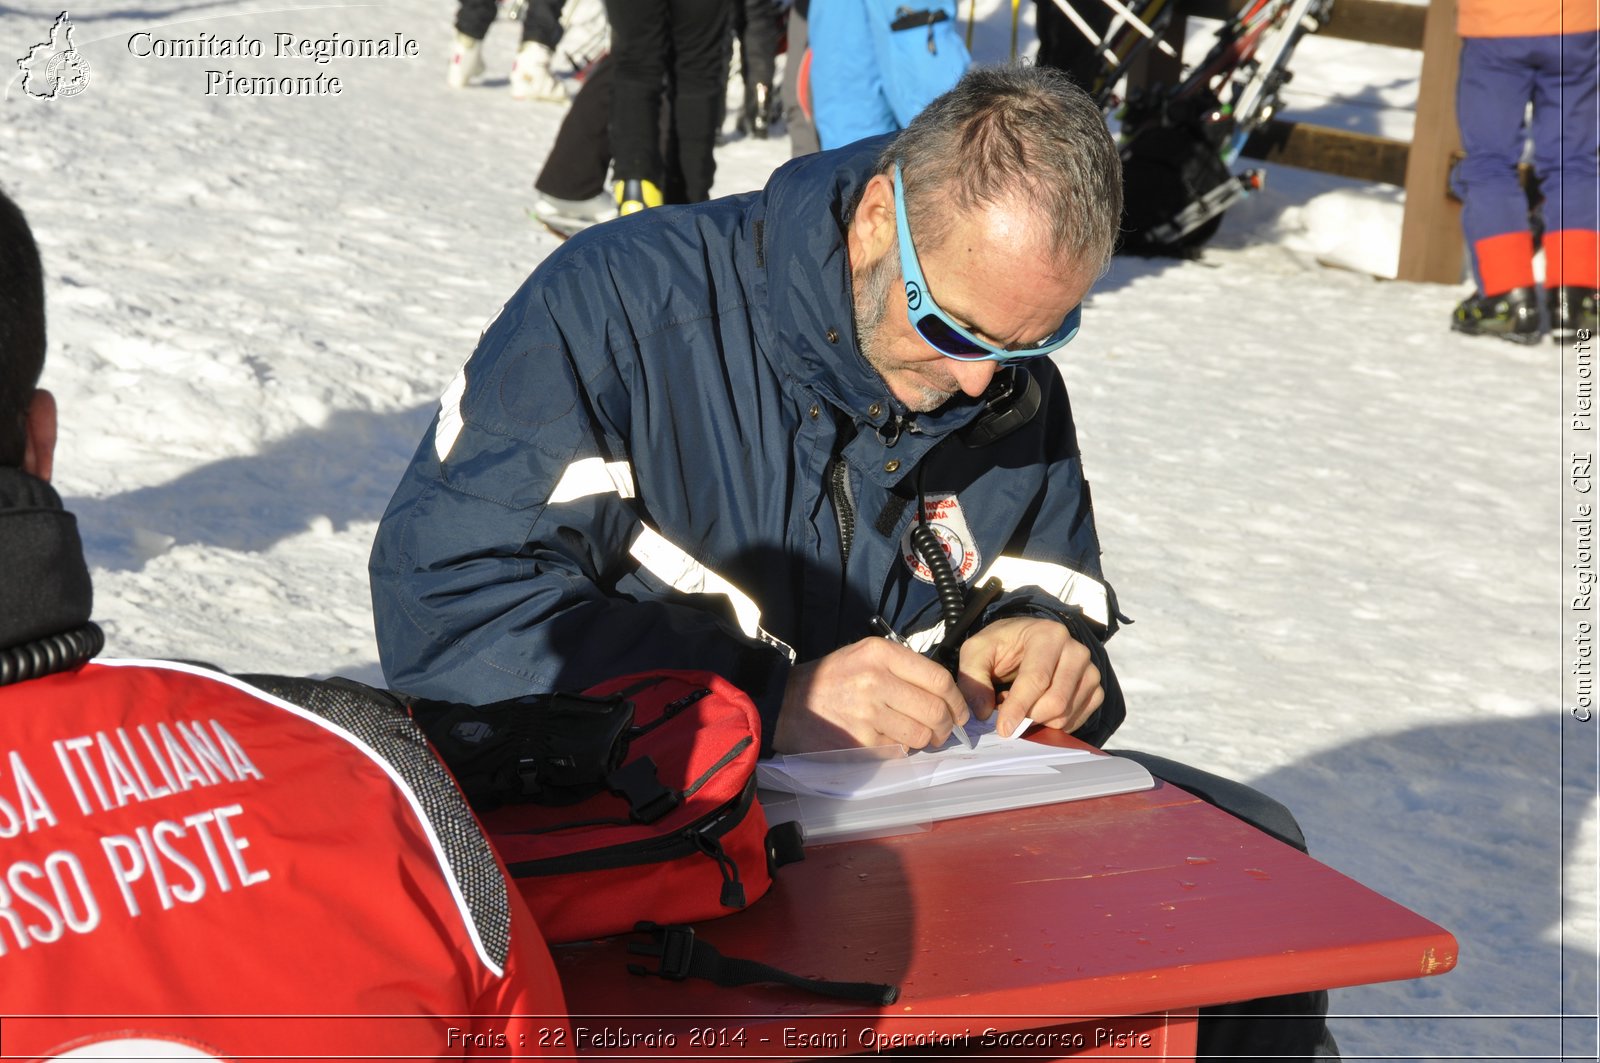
756;718;1096;800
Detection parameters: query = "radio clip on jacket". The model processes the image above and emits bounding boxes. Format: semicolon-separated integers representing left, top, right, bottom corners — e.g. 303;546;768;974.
412;669;899;1004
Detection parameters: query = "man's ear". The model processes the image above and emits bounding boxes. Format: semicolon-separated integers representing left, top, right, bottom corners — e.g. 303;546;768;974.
22;388;57;483
847;172;897;272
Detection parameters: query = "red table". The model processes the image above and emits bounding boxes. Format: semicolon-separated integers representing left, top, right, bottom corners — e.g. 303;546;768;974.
552;739;1457;1060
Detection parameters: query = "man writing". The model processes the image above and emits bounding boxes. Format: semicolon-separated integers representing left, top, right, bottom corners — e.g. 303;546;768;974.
373;65;1334;1058
374;65;1123;756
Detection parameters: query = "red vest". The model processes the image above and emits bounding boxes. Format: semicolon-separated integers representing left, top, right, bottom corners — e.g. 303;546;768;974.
0;660;570;1060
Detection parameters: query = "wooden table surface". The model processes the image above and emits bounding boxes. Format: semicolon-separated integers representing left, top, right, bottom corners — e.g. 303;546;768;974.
553;740;1457;1058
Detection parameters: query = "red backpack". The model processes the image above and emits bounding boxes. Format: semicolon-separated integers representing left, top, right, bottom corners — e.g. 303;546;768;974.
413;668;897;1004
465;670;778;944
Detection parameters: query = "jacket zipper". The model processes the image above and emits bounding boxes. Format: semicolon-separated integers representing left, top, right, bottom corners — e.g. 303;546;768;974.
829;457;855;563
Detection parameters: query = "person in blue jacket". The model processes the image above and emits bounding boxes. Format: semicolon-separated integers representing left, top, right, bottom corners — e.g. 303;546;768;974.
807;0;970;149
372;64;1337;1058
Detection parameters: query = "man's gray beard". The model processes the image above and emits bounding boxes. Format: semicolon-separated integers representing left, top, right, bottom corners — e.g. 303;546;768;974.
853;251;950;414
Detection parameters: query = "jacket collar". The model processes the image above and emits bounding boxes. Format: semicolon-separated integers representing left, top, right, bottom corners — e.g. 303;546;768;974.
0;466;94;651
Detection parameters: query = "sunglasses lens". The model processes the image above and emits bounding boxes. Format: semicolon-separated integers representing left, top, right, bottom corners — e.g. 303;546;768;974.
913;313;991;358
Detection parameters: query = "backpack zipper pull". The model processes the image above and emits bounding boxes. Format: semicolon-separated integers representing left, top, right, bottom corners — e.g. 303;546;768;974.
692;832;747;909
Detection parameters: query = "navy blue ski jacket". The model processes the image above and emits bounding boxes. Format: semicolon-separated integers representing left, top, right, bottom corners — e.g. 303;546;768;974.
370;137;1126;751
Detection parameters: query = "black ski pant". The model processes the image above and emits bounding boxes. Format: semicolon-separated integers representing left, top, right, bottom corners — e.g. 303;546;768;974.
535;57;693;204
1109;750;1343;1061
603;0;729;202
456;0;568;47
536;56;616;201
731;0;782;89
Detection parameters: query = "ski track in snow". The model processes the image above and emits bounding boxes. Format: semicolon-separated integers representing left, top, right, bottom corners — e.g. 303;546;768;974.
1;0;1592;1056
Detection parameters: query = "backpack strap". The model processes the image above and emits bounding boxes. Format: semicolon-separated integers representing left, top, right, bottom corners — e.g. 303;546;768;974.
626;922;899;1006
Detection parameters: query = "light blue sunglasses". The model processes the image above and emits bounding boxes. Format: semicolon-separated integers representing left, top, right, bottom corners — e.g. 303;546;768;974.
893;167;1081;362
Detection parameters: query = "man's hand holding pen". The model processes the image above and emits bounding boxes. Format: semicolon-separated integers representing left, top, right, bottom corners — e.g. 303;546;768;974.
772;614;1104;755
773;635;972;753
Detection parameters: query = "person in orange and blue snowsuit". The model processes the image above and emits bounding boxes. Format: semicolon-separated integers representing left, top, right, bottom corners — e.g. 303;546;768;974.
1450;0;1598;344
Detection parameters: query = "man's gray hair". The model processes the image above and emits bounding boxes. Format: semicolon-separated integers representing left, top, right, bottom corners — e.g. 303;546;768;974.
879;63;1123;273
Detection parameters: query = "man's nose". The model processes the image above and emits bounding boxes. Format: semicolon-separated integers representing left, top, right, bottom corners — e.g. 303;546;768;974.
948;357;1000;398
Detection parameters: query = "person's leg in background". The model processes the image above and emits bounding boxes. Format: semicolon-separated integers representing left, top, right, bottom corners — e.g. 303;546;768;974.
781;0;821;156
1450;35;1542;343
660;121;688;201
511;0;570;100
533;55;621;228
531;53;690;230
1532;30;1600;341
525;0;568;52
736;0;785;137
606;0;672;211
447;0;498;86
666;0;733;202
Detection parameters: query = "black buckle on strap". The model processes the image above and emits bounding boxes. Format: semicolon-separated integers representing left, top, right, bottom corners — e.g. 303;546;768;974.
607;757;680;823
626;921;696;980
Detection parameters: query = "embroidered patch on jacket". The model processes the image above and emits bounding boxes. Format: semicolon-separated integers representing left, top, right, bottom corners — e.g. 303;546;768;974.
900;493;982;584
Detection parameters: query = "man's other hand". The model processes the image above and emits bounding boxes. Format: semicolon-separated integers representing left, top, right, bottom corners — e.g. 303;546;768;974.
774;638;970;753
957;616;1103;739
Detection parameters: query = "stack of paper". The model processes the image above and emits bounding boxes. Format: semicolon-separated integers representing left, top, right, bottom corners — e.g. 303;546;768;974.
756;717;1093;799
757;720;1155;843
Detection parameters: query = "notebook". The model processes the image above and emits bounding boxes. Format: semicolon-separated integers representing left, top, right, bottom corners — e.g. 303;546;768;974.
757;720;1155;843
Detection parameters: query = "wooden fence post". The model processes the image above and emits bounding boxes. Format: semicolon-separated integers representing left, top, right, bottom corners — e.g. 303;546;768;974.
1396;0;1464;284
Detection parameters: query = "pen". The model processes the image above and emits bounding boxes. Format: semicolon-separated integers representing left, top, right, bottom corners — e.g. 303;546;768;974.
870;615;973;750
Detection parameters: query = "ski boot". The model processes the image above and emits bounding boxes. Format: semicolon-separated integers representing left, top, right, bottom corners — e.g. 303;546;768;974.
737;83;774;139
1450;286;1541;345
1550;286;1599;344
446;31;485;88
532;191;619;238
614;179;663;217
510;41;565;101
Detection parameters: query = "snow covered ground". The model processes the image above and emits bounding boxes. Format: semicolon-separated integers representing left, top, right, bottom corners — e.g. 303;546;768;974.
2;0;1593;1057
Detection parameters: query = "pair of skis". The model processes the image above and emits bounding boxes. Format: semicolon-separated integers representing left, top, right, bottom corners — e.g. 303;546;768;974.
1080;0;1334;252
